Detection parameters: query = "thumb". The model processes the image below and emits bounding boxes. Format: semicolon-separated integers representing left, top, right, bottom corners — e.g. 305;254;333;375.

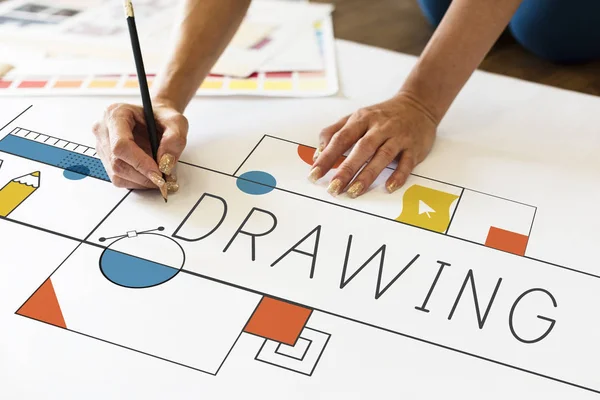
157;115;188;175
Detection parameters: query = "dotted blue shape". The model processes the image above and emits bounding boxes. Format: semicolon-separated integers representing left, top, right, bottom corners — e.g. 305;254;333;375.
63;165;90;180
0;135;110;181
237;171;276;195
100;249;180;289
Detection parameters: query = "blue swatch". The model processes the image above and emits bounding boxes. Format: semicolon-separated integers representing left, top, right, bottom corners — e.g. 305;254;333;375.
236;171;276;195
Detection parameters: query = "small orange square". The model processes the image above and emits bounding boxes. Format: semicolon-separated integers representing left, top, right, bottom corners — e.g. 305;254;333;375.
485;226;528;256
244;297;312;345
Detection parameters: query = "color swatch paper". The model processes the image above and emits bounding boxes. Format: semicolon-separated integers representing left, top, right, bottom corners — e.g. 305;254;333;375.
0;17;338;98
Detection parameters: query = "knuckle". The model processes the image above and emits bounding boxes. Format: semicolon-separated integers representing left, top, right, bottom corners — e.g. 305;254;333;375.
110;158;125;175
132;158;144;173
111;176;127;188
357;136;377;153
336;163;356;179
111;138;129;158
319;127;333;138
91;121;102;136
360;167;377;182
176;131;187;148
106;103;132;120
104;103;122;117
378;145;397;160
174;113;189;129
353;108;369;121
402;153;417;168
329;132;352;149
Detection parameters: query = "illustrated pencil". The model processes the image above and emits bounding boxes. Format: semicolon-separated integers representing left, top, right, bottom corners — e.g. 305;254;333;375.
123;0;167;202
0;171;40;217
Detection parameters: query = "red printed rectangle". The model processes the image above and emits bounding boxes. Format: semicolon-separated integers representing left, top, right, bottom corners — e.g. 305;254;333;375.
0;80;11;89
485;226;529;256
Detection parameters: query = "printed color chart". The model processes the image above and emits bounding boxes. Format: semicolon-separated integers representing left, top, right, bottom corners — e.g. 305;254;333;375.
0;18;338;98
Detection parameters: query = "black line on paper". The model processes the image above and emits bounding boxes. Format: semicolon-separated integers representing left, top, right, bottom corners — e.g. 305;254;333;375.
525;206;538;254
262;134;537;208
179;268;599;394
14;242;84;313
446;188;464;234
275;338;312;361
305;328;331;376
176;158;598;280
16;314;216;376
232;134;266;177
83;191;132;242
0;104;32;132
0;216;103;249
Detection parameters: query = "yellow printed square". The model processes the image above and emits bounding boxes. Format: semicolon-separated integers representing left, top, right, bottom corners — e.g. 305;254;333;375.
396;185;459;233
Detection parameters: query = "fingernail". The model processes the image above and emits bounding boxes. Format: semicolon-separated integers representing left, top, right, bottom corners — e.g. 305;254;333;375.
386;180;398;193
167;181;179;193
166;173;177;183
313;143;325;161
159;153;175;175
327;178;343;196
149;172;166;188
308;166;321;183
347;181;364;198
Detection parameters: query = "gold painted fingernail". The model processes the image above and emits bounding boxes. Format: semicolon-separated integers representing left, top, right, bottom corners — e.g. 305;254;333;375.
386;180;398;193
159;153;175;175
347;181;364;198
149;172;166;188
313;143;325;161
167;181;179;193
308;166;321;182
327;178;343;196
166;173;177;183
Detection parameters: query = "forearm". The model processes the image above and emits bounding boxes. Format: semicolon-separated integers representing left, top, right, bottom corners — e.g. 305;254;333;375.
399;0;523;124
152;0;251;112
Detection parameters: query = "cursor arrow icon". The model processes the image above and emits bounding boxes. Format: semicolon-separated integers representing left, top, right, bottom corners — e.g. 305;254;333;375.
418;200;436;218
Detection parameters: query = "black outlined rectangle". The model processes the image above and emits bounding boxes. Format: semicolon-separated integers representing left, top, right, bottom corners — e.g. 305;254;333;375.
275;338;312;361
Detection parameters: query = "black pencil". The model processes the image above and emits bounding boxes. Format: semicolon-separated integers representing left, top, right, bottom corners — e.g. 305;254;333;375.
123;0;167;202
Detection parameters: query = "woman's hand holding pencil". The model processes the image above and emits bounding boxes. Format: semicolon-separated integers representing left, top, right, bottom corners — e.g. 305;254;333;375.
92;101;188;194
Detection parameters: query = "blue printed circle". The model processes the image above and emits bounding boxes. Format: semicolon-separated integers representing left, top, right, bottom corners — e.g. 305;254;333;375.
236;171;276;195
63;165;90;180
100;233;185;289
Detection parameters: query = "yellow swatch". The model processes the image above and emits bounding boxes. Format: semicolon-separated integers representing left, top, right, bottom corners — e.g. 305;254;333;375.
264;80;293;91
123;79;139;88
0;171;40;217
88;80;118;89
200;80;224;89
53;80;83;88
299;79;327;91
396;184;459;233
229;79;258;90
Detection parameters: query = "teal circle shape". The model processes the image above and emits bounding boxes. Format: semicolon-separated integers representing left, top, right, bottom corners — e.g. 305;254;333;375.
236;171;276;195
63;165;89;180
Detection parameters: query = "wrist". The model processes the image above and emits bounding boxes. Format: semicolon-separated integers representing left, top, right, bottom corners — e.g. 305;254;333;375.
152;93;182;113
392;87;442;127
